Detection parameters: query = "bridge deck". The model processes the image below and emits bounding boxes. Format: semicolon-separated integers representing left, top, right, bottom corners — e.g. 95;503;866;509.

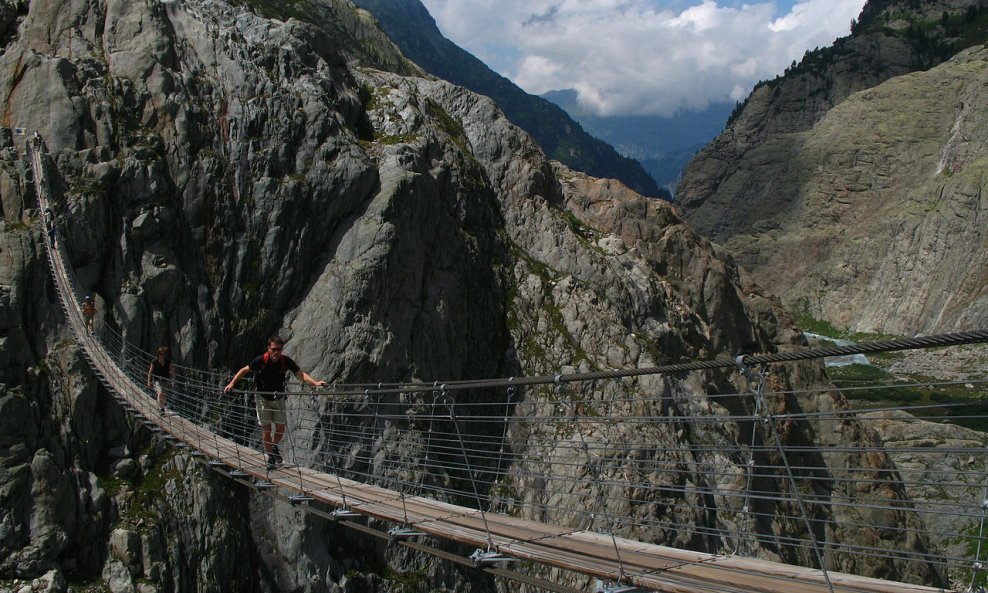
103;370;958;593
33;139;955;593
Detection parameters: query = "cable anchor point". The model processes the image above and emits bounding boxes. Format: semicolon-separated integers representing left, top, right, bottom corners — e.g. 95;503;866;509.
388;526;425;540
594;580;649;593
469;548;515;567
330;508;361;520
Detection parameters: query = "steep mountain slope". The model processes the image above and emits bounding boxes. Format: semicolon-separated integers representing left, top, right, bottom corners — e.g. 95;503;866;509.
0;0;944;591
678;0;988;335
350;0;668;199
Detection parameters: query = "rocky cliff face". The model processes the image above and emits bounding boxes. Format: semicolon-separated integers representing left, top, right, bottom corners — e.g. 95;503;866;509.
678;0;988;335
0;0;945;591
863;408;988;569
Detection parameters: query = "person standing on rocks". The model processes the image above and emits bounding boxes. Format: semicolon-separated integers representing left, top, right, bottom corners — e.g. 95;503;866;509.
223;335;327;469
147;346;175;413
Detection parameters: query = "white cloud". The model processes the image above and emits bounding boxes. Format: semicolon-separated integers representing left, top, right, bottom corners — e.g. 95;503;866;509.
668;0;722;32
420;0;866;117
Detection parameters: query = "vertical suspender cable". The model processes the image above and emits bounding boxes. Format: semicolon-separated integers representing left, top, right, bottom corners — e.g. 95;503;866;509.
562;381;628;585
488;382;516;513
734;363;762;556
444;388;497;551
742;363;834;593
286;390;311;499
328;395;357;512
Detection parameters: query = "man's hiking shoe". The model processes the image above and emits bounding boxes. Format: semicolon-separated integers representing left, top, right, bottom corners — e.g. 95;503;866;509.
271;445;283;465
266;454;277;470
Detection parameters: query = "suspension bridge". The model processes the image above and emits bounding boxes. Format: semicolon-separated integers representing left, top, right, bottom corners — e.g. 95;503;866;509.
27;133;988;593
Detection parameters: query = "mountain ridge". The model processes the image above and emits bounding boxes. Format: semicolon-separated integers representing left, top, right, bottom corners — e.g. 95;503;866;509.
542;88;734;196
678;0;988;335
350;0;668;199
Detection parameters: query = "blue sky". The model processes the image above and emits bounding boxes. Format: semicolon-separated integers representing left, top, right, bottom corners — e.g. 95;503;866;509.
419;0;867;117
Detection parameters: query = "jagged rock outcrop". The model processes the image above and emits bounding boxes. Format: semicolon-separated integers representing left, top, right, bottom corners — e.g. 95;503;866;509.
678;0;988;335
863;409;987;573
0;0;949;591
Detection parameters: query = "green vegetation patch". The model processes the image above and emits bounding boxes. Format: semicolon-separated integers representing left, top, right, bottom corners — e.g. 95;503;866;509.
4;219;30;232
827;363;894;383
954;523;988;589
489;480;520;502
375;133;419;146
793;314;843;338
831;367;988;431
550;208;605;255
380;566;428;592
65;580;113;593
791;310;899;342
431;105;463;137
109;448;182;529
427;99;468;150
507;243;592;370
70;184;107;198
362;84;389;113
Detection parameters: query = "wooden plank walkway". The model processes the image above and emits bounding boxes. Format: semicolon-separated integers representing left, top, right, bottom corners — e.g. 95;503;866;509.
33;141;954;593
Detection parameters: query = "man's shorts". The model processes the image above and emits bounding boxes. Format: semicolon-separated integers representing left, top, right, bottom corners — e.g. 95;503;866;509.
255;394;287;425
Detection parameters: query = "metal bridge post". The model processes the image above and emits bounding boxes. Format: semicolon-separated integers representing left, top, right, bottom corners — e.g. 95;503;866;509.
382;388;423;540
487;381;516;514
443;388;510;564
326;393;359;518
732;356;763;557
284;387;312;498
189;371;209;457
412;384;440;499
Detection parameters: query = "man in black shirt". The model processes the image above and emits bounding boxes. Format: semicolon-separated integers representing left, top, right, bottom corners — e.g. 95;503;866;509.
224;335;326;468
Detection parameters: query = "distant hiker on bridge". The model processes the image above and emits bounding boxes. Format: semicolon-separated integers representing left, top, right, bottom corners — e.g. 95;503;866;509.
81;295;96;333
224;335;327;469
44;208;57;246
147;346;175;413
